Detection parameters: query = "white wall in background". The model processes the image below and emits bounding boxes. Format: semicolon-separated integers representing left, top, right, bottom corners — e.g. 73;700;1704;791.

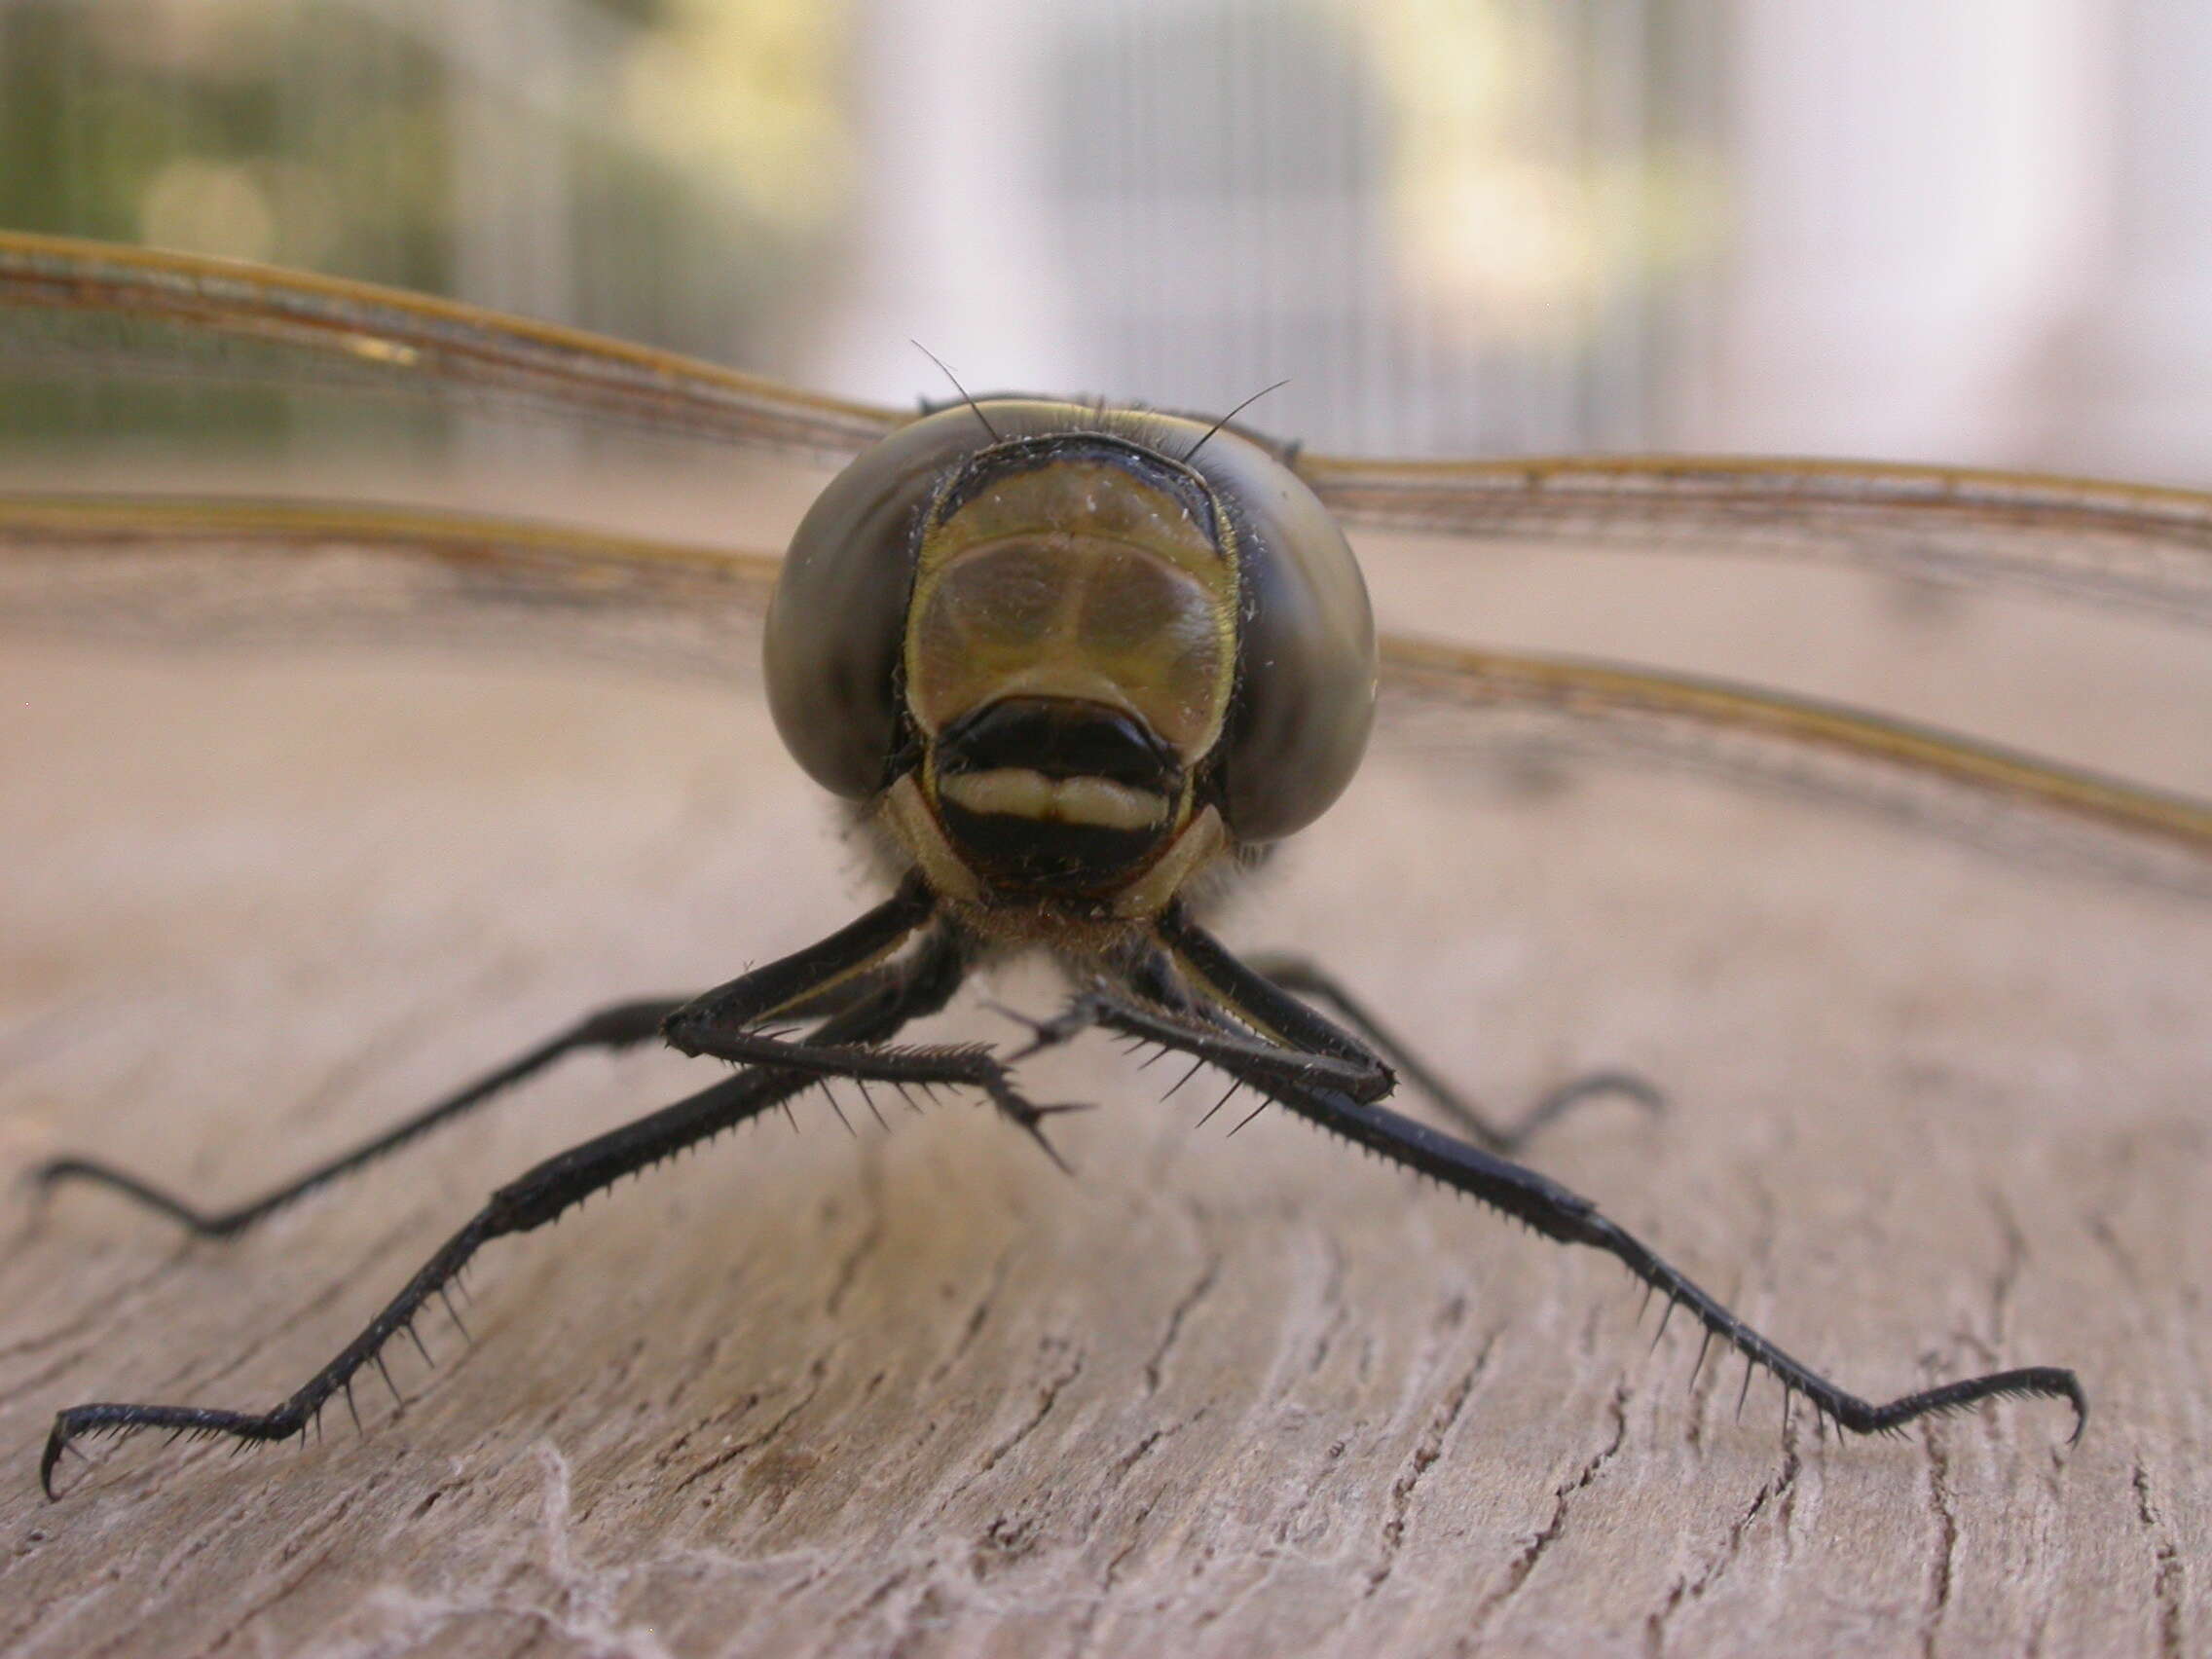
1703;0;2107;464
2067;0;2212;482
809;0;1079;409
812;0;2212;480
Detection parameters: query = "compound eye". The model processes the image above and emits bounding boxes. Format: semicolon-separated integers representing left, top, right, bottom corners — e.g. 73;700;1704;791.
1189;431;1379;843
764;407;1017;798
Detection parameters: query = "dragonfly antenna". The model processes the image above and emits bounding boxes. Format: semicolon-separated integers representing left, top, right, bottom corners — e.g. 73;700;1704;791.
1184;379;1291;461
910;341;1001;441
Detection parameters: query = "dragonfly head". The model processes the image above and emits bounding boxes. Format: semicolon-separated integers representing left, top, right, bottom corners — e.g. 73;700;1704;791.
764;399;1377;918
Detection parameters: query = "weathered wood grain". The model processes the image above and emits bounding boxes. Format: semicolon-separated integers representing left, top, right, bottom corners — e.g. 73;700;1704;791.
1;624;2205;1658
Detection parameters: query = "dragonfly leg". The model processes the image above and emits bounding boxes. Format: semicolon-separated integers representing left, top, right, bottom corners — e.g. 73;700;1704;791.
662;881;1080;1167
1241;951;1660;1152
41;898;973;1497
1006;980;1393;1107
1143;906;2086;1444
34;996;682;1238
33;876;968;1238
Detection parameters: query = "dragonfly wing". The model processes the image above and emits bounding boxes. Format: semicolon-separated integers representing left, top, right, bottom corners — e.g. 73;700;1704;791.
1377;637;2212;899
0;231;905;464
13;234;2212;628
1302;453;2212;628
8;493;2207;893
0;496;777;682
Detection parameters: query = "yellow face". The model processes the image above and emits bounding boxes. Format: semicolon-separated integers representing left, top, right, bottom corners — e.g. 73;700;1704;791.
902;447;1241;872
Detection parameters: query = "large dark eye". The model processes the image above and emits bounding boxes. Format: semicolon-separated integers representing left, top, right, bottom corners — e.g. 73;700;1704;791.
1181;424;1378;843
764;405;1018;798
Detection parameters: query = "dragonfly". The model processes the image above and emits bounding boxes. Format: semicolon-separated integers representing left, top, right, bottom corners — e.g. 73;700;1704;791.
6;230;2211;1498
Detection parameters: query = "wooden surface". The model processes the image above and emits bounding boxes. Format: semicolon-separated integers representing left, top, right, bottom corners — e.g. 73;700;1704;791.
1;631;2207;1658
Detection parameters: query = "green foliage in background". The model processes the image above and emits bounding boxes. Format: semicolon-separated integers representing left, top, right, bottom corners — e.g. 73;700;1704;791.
0;0;846;449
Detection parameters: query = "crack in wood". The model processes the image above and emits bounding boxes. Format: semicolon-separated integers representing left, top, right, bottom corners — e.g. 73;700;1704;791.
2131;1459;2188;1659
1365;1324;1498;1596
821;1156;886;1319
669;1357;829;1503
1642;1450;1800;1657
1141;1252;1220;1397
925;1250;1012;1386
1919;1423;1958;1659
1467;1380;1633;1638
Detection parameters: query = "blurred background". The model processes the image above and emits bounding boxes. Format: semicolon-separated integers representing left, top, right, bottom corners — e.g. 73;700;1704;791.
3;0;2207;477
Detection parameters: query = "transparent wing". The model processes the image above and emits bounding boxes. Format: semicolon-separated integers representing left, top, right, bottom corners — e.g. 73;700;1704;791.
1376;635;2212;898
8;494;2208;896
0;495;778;677
13;234;2212;633
1299;452;2212;627
0;231;903;464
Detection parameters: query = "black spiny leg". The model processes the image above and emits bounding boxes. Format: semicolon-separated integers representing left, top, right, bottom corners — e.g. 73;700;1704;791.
1104;905;2085;1444
41;888;988;1497
661;879;1078;1164
34;891;970;1238
34;998;682;1237
1243;951;1660;1152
